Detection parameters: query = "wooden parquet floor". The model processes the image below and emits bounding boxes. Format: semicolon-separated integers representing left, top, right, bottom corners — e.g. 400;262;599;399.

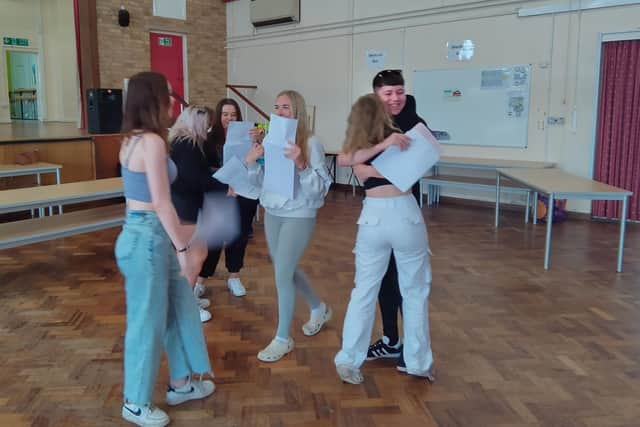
2;191;640;427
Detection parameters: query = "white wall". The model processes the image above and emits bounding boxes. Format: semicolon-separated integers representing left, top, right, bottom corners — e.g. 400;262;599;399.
227;0;640;212
0;0;79;123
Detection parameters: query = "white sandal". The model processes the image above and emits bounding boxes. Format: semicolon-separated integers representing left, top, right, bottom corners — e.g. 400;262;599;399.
302;304;332;336
257;337;294;362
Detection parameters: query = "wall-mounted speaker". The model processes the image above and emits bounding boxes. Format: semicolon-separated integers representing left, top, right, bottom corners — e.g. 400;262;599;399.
118;6;130;27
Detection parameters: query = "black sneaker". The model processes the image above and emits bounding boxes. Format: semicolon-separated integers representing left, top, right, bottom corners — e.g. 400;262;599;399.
366;336;402;360
396;352;435;383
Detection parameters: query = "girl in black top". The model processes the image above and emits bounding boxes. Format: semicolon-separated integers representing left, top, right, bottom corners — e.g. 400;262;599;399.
193;99;261;300
169;105;232;322
365;70;432;366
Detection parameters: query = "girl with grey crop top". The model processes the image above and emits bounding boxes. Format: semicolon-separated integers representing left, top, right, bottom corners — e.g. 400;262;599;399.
115;72;215;427
334;94;434;385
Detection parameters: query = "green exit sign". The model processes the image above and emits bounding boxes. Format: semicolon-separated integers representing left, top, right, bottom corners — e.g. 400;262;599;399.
158;37;172;47
3;37;29;46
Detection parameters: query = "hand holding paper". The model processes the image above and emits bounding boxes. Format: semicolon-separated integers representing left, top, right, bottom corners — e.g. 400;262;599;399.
224;121;254;164
263;114;297;199
213;156;254;198
371;123;442;192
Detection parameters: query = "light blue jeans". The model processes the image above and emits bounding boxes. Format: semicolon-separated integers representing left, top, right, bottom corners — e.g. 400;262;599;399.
335;194;433;376
115;210;211;406
264;212;321;340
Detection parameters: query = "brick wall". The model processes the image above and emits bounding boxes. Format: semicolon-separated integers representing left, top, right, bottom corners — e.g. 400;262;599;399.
96;0;227;107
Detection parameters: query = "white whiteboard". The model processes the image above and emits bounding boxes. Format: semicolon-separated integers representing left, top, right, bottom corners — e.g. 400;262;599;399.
413;65;531;148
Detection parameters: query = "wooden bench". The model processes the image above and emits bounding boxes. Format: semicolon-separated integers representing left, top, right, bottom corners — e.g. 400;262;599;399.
421;174;534;221
0;178;124;249
0;203;124;250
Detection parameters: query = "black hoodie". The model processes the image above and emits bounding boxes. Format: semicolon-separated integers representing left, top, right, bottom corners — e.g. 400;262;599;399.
393;94;429;133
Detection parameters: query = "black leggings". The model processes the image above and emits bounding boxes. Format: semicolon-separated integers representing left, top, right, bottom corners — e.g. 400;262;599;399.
199;196;259;277
377;182;422;344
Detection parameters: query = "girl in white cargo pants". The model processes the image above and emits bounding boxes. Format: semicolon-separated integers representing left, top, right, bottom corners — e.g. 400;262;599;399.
334;94;434;384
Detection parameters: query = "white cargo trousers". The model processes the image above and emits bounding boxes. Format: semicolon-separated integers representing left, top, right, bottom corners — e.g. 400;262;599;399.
335;194;434;376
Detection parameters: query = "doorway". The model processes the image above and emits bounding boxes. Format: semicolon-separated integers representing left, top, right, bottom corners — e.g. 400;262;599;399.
5;50;40;121
149;31;187;119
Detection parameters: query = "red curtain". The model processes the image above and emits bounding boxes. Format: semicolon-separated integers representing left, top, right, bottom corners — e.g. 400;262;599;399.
592;40;640;220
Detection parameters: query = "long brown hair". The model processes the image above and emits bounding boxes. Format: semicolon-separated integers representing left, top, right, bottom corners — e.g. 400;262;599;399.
277;90;310;161
209;98;243;146
121;71;172;144
343;94;397;154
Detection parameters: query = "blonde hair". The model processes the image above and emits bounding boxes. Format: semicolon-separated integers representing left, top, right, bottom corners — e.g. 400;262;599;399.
277;90;310;161
169;105;211;151
343;94;397;154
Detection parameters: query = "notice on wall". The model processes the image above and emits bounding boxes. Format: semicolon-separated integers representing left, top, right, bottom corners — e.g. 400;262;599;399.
366;49;387;70
447;40;474;61
481;69;508;89
506;90;526;118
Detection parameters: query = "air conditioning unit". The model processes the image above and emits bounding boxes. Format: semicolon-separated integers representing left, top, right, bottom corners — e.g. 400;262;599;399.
250;0;300;28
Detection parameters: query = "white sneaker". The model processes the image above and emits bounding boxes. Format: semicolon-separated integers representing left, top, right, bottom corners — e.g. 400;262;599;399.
199;308;212;323
257;337;294;362
122;403;169;426
227;277;246;297
193;282;206;298
165;377;216;406
197;298;210;309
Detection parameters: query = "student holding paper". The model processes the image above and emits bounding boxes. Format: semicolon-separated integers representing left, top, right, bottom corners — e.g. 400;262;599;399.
194;98;261;300
169;105;233;323
244;90;332;363
334;94;434;384
348;70;431;370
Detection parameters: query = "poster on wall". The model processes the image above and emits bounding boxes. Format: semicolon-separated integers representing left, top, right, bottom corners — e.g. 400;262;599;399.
447;40;474;61
366;49;387;70
506;91;526;118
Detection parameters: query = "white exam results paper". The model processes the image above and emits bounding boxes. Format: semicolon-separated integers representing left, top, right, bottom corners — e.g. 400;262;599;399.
212;156;254;197
371;123;442;192
223;121;254;163
263;114;297;199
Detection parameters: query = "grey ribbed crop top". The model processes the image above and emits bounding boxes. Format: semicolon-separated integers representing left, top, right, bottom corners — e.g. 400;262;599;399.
121;135;178;203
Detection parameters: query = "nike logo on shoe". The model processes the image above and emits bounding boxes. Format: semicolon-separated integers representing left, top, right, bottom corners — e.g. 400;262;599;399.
124;405;142;417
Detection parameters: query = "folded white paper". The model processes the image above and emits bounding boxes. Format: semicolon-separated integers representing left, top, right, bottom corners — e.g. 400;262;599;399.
213;156;255;199
223;121;254;164
263;114;297;199
371;123;442;192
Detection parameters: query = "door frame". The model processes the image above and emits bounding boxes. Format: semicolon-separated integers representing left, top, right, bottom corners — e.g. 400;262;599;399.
149;30;189;105
589;30;640;178
2;46;45;121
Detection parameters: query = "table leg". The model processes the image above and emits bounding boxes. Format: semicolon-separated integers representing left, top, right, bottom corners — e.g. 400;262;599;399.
36;173;44;217
494;173;501;228
419;178;424;208
617;196;628;273
533;192;538;224
56;168;63;214
544;193;554;270
525;191;531;224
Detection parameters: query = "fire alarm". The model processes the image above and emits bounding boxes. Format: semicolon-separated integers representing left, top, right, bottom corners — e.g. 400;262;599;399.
118;6;130;27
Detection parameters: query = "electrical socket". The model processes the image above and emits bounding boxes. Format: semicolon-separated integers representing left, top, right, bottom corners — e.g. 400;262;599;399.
547;116;565;125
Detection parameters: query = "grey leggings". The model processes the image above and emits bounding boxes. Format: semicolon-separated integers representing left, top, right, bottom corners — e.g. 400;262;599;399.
264;212;321;339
